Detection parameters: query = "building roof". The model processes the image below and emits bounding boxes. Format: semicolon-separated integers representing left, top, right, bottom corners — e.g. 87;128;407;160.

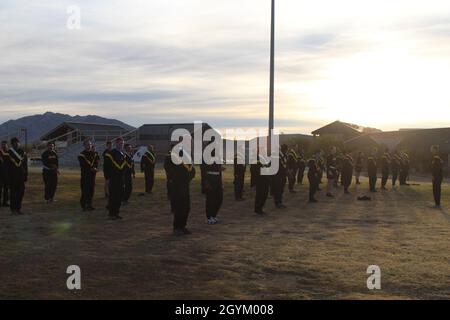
40;121;129;140
312;120;381;136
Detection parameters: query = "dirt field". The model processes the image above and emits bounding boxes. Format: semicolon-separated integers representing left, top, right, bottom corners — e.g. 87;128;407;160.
0;167;449;300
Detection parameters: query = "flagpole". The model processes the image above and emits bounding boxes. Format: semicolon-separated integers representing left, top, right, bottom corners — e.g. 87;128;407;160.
268;0;275;138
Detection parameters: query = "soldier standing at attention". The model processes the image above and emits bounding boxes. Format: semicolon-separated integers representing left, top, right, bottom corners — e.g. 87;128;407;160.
6;138;28;215
78;139;98;212
102;141;112;198
380;149;391;190
0;141;10;208
341;154;354;194
391;152;400;187
122;143;135;205
431;145;444;209
272;144;288;209
41;142;59;203
169;148;196;236
254;154;271;215
204;151;224;225
367;148;378;192
326;146;338;198
287;146;298;193
399;153;410;186
233;152;246;201
104;138;126;220
308;158;319;203
354;152;364;185
317;150;325;190
297;153;306;185
140;145;156;195
164;145;175;213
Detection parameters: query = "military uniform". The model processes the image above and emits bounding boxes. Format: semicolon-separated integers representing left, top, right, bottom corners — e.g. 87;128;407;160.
167;154;195;233
78;149;98;211
0;149;10;207
308;159;319;202
204;163;223;222
296;156;306;185
233;155;246;200
399;154;410;185
254;157;271;214
380;153;391;190
354;154;364;185
391;155;400;186
287;149;298;192
341;155;354;194
141;149;156;194
431;155;443;207
6;147;28;213
102;148;111;197
272;151;287;207
367;156;378;192
164;150;174;213
123;151;135;202
41;149;59;201
103;149;126;219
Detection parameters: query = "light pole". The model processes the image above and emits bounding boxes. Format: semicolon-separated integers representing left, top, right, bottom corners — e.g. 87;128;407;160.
268;0;275;137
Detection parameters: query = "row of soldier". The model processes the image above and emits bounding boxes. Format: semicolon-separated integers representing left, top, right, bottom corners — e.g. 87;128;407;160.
0;137;445;237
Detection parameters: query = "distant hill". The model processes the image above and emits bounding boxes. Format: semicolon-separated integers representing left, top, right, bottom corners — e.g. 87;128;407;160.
0;112;135;144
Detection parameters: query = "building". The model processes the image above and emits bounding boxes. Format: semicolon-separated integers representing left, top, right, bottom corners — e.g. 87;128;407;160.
311;120;381;140
40;121;130;148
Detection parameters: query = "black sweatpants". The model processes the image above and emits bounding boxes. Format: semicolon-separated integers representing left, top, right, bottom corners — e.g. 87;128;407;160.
392;171;398;186
172;188;190;230
308;178;318;201
80;173;96;209
206;187;223;219
123;174;132;202
43;170;58;200
272;173;286;205
144;168;154;193
234;174;244;200
10;179;25;212
0;177;9;206
288;169;297;191
255;179;270;213
369;175;377;192
109;176;124;217
433;178;443;206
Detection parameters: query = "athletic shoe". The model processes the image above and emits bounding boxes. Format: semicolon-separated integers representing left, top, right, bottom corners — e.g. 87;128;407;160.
182;228;192;235
207;217;217;225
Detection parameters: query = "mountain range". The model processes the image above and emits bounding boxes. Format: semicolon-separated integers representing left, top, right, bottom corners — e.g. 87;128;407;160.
0;112;135;143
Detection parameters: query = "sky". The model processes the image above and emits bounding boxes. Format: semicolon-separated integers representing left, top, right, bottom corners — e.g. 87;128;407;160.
1;0;450;134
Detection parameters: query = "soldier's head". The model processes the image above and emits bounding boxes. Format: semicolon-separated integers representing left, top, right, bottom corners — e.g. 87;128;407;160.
10;137;20;149
83;139;92;151
106;141;112;151
115;137;124;150
47;142;55;152
431;145;440;155
1;141;8;151
148;145;154;152
124;143;132;153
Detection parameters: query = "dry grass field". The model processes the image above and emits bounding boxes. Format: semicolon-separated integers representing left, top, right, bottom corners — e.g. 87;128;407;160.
0;166;449;300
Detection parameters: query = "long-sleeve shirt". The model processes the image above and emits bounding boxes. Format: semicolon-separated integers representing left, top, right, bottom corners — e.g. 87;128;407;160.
42;150;59;171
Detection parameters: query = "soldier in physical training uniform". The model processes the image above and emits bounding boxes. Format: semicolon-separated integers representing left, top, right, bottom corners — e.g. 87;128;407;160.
287;147;298;193
431;145;444;209
380;150;391;190
341;154;354;194
354;152;364;185
140;145;156;195
326;146;337;198
272;144;288;208
254;155;271;215
204;152;224;225
308;158;319;203
367;149;378;192
103;138;126;220
233;153;246;201
391;152;400;187
122;144;135;205
399;152;410;186
78;139;98;212
6;138;28;215
297;153;306;185
102;141;112;198
41;142;59;203
0;141;10;207
169;149;196;236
